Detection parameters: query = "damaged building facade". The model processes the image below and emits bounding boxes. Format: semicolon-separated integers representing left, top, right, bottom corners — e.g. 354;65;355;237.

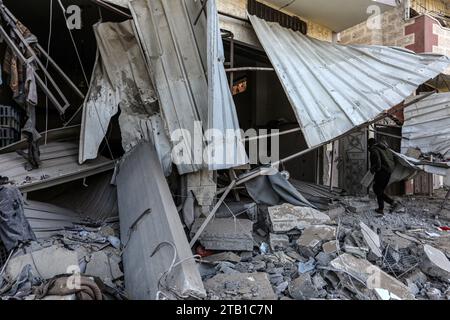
0;0;449;301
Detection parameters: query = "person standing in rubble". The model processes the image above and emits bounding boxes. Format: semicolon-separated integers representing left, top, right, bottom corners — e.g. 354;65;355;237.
368;138;399;214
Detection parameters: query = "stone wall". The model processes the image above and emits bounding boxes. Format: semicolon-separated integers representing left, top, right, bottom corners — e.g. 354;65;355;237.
338;5;414;47
217;0;333;44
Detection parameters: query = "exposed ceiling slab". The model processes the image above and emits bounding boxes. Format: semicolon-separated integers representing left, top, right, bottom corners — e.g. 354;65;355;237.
262;0;397;32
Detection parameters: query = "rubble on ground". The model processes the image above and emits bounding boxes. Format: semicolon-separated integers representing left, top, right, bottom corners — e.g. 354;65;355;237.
196;193;450;300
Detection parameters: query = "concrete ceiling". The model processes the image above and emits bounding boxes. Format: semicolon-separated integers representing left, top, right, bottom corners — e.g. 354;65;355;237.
263;0;398;32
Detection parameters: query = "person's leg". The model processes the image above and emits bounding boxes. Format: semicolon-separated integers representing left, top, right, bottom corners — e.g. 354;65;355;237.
373;175;385;210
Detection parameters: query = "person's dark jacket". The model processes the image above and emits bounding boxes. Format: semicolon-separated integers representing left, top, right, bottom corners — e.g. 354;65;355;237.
369;143;396;174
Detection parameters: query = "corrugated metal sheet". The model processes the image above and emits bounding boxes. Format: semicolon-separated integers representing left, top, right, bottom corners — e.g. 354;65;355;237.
0;142;115;192
130;0;247;173
249;14;450;148
79;20;171;170
402;93;450;159
24;200;81;240
117;142;205;299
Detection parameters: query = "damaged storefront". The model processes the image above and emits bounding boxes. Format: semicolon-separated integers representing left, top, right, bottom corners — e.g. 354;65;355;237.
0;0;449;301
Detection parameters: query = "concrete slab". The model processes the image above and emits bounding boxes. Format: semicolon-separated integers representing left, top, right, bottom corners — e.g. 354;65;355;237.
322;240;339;254
330;253;415;300
268;204;331;233
204;272;277;300
190;218;253;251
117;142;205;299
421;244;450;283
6;246;78;280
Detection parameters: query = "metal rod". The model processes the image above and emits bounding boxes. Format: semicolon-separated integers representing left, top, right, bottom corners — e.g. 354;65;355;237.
0;25;66;112
225;67;275;72
89;0;132;18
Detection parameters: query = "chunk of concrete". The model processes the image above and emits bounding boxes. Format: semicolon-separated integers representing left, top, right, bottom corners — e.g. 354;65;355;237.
6;246;78;280
269;233;290;251
190;218;254;251
85;251;123;286
330;253;415;300
360;222;382;258
288;273;319;300
268;204;331;233
201;252;241;264
296;225;336;257
204;273;277;300
420;245;450;283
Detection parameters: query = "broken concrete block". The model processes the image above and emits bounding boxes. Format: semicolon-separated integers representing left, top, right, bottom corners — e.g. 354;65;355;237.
288;273;319;300
343;245;369;259
275;281;289;295
269;233;290;251
360;222;382;258
325;206;345;220
420;244;450;283
6;246;78;280
346;201;377;213
296;225;337;257
191;218;253;251
201;252;241;264
204;273;277;300
268;204;331;233
85;251;123;286
330;253;415;300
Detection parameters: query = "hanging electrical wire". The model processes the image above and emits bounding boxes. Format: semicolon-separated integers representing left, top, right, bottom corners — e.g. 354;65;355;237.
44;0;53;145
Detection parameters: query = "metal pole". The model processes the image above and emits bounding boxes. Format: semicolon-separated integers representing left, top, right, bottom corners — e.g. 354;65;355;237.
229;34;235;90
225;67;274;72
